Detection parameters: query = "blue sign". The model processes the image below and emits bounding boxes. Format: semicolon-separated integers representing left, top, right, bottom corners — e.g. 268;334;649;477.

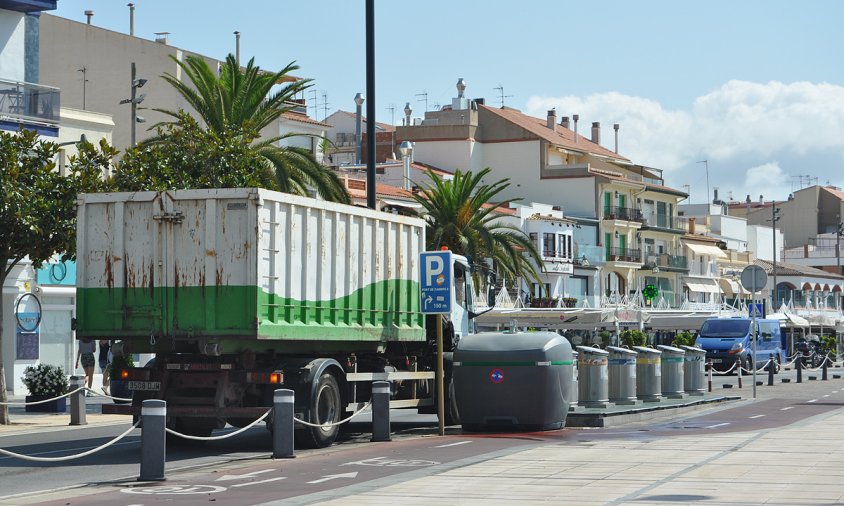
490;368;504;384
749;303;764;318
420;251;452;314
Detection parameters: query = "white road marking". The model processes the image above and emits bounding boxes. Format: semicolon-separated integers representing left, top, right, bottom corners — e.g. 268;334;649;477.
781;406;795;411
823;394;830;398
808;399;818;403
308;472;358;484
705;423;730;429
215;469;274;482
434;441;472;448
749;415;765;419
231;477;287;488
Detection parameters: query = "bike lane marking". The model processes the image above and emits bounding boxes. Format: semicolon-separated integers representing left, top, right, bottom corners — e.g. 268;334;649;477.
231;477;287;488
434;441;472;448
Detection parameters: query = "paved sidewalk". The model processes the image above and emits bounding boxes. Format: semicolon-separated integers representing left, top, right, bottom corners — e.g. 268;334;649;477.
0;393;129;436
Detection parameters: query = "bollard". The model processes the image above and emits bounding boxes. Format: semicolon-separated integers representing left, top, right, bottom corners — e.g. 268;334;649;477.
822;355;829;381
69;376;87;426
767;354;774;386
272;389;295;459
139;399;166;482
370;381;391;442
707;361;713;393
737;358;743;389
796;355;803;383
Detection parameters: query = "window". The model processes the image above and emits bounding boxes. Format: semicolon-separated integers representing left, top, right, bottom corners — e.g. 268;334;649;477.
543;233;556;257
560;234;567;258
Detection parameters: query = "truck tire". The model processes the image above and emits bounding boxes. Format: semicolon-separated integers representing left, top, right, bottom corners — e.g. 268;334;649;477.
296;372;342;449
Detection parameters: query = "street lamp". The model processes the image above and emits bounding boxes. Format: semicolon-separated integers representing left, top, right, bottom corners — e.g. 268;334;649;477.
399;141;413;191
119;62;147;147
769;203;781;310
354;92;365;165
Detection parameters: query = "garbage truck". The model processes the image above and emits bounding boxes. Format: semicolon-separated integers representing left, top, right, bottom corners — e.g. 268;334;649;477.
75;188;481;447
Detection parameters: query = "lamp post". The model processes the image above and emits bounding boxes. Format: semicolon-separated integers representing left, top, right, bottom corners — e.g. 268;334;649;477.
119;62;147;147
354;93;365;165
771;203;781;311
399;141;413;191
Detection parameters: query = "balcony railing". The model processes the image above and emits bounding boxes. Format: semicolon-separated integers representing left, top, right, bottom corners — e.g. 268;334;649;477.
606;247;641;263
645;254;689;271
641;214;688;233
603;206;643;222
573;244;605;266
0;78;60;125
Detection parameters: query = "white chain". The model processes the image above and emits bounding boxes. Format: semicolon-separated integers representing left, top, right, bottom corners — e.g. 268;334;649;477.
164;410;271;441
295;401;372;428
0;421;139;462
0;387;85;406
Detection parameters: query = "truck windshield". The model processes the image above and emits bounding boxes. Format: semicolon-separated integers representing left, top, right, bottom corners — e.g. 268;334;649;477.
699;319;751;338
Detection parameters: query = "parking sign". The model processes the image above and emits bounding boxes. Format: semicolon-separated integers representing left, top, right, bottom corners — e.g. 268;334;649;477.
420;251;452;314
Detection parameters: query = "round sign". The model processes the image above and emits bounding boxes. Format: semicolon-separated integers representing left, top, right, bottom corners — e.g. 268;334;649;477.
740;265;768;293
489;368;504;384
14;292;42;332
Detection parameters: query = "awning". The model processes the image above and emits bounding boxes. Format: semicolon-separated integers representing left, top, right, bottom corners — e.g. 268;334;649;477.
718;278;740;295
684;279;720;293
685;243;727;258
380;198;422;209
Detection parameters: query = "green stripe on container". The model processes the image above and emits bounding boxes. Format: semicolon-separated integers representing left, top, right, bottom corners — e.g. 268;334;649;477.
456;360;573;367
662;357;685;363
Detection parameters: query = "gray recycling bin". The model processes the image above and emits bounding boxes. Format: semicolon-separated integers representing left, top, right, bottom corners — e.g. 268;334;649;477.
657;345;687;399
576;346;609;408
632;346;662;402
607;346;638;405
681;345;706;396
453;331;573;432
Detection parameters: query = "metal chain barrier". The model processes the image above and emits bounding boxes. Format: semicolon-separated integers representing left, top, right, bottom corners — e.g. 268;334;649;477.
0;421;139;462
0;387;85;406
295;401;372;428
164;409;272;441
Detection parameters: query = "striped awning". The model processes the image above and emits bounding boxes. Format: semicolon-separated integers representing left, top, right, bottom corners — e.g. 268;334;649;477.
685;243;727;258
684;279;720;293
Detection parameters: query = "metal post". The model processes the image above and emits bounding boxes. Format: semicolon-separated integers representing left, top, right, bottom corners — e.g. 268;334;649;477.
796;354;803;383
130;62;137;147
355;94;364;165
139;399;166;482
437;313;445;436
772;202;778;311
751;294;757;398
365;0;376;210
823;354;829;381
272;389;295;459
69;376;86;426
767;354;774;386
707;361;712;393
370;381;391;442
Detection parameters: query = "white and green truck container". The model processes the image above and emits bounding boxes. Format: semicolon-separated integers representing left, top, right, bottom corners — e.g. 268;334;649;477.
76;188;476;447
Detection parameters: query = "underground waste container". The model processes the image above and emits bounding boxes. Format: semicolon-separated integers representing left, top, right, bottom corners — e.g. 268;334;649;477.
607;346;638;405
657;345;686;398
576;346;610;408
632;346;662;402
570;350;579;409
681;345;706;395
453;331;573;432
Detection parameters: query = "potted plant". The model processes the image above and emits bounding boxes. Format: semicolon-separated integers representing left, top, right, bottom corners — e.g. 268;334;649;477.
108;353;135;404
620;329;647;348
672;331;697;348
22;364;70;413
562;297;578;308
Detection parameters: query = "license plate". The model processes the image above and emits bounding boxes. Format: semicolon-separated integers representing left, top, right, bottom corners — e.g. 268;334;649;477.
128;381;161;391
711;358;723;364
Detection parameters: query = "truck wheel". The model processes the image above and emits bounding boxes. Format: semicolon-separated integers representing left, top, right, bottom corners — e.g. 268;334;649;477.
297;372;342;449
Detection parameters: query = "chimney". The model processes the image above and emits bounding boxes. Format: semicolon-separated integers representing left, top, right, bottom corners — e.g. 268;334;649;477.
591;122;601;145
573;114;579;143
689;217;696;235
546;109;557;131
128;3;135;36
759;194;764;205
613;123;619;153
746;194;751;204
84;10;94;24
561;116;570;130
154;32;170;45
404;101;412;126
713;188;719;203
234;31;241;65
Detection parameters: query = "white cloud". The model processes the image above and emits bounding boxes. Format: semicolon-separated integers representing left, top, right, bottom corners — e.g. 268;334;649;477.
525;81;844;200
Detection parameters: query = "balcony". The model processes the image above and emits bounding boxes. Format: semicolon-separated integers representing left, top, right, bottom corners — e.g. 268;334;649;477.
644;254;689;272
0;78;60;127
606;247;641;263
573;245;605;266
603;206;643;223
641;214;688;234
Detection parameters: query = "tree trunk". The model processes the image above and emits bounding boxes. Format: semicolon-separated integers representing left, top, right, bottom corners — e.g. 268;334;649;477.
0;269;9;424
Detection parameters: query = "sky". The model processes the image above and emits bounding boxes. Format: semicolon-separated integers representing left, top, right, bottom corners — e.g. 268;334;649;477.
52;1;844;204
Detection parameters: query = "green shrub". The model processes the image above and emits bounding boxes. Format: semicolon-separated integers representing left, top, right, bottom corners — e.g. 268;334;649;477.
672;331;696;347
620;329;646;348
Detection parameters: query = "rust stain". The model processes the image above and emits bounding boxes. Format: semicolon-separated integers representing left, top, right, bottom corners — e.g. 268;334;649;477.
205;249;217;257
104;254;114;289
216;267;223;286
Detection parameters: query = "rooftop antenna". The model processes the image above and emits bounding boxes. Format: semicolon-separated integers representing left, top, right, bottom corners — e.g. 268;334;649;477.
308;89;318;118
493;84;512;108
386;103;395;125
321;92;329;121
77;66;88;110
415;91;428;113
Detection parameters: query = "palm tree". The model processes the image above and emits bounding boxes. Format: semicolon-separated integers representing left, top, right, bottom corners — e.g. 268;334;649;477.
151;54;349;203
411;167;543;295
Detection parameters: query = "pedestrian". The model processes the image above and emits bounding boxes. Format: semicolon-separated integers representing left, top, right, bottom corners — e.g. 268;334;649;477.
99;339;111;396
76;338;96;395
